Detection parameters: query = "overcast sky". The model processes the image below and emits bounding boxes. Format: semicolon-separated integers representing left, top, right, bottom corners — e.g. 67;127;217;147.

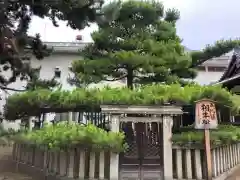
28;0;240;50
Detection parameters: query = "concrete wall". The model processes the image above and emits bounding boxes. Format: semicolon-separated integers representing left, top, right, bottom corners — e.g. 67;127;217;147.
195;71;224;85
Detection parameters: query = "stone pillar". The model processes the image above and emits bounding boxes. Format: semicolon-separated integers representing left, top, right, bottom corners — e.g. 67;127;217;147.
12;143;16;160
28;118;33;131
67;150;75;178
176;149;183;179
99;152;105;179
42;113;47;125
194;149;203;179
109;115;120;180
162;115;173;180
78;149;86;179
68;112;73;123
205;66;209;72
72;112;79;122
89;152;96;179
59;151;67;176
43;150;48;170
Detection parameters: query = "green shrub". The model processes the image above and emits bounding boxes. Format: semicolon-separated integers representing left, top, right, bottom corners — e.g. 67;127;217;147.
172;125;240;146
0;124;25;145
14;121;127;153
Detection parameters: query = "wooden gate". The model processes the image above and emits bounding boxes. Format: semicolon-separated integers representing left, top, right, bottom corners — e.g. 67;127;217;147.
119;121;163;180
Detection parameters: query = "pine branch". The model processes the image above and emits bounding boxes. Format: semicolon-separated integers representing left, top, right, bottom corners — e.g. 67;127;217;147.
191;39;240;67
0;85;26;92
105;74;127;81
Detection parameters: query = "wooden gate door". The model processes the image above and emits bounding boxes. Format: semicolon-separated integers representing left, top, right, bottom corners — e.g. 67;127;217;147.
119;121;163;180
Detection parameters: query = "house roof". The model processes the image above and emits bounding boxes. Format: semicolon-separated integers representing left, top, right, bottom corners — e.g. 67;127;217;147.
214;47;240;89
44;41;90;54
47;42;195;55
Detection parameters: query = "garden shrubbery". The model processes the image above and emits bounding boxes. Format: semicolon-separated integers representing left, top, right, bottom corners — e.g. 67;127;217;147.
14;122;240;150
5;83;240;148
14;122;127;153
0;124;23;145
172;125;240;146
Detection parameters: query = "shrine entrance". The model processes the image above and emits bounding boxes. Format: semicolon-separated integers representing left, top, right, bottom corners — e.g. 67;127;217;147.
119;121;163;180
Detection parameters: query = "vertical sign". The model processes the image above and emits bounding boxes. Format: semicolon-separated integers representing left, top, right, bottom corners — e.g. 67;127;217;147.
195;99;218;180
195;99;218;129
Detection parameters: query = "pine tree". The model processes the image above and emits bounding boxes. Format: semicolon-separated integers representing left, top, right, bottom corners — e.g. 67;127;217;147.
71;0;240;89
0;0;103;91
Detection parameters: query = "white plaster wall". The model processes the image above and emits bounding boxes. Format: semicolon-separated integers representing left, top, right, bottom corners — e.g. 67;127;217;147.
1;54;80;130
194;71;224;85
6;54;80;92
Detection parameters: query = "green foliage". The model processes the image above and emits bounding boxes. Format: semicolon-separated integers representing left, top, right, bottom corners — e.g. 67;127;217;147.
14;122;126;153
5;84;240;120
71;0;240;88
0;124;24;145
172;125;240;146
190;39;240;67
71;0;196;88
26;78;60;90
0;0;103;92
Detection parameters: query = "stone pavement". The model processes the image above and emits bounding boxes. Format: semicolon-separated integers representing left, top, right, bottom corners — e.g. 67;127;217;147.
225;167;240;180
0;146;35;180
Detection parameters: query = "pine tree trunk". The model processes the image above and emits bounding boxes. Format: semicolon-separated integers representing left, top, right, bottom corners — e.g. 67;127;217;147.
127;69;133;89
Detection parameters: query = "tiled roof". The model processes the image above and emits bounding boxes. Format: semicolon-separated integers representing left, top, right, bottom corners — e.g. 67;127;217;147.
44;42;90;54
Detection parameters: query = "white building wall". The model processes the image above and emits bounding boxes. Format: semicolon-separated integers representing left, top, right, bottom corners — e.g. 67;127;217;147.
8;54;80;91
194;71;224;85
1;54;80;130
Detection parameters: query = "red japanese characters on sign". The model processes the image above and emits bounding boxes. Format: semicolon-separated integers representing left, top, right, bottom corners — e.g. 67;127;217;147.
195;99;218;129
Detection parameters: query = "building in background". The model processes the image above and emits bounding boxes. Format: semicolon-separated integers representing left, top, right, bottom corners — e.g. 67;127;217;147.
1;42;233;109
0;42;233;129
3;42;231;95
195;51;232;85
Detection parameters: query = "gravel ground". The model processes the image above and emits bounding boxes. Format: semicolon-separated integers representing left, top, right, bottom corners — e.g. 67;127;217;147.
226;169;240;180
1;146;240;180
0;172;34;180
0;146;35;180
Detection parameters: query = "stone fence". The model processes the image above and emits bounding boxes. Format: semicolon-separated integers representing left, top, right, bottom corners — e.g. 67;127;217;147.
7;105;240;180
9;142;240;180
12;143;112;179
172;143;240;180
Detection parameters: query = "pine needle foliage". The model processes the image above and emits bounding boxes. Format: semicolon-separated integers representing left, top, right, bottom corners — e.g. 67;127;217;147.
71;0;240;88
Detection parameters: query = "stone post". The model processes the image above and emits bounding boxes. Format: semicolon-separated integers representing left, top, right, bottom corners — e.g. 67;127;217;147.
109;115;120;180
162;115;173;180
68;112;73;123
101;106;121;180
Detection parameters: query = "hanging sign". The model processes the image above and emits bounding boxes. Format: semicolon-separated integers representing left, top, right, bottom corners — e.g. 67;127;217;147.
195;99;218;129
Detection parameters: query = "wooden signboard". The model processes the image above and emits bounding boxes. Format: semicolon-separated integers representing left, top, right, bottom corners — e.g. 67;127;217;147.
195;99;218;129
195;99;218;180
